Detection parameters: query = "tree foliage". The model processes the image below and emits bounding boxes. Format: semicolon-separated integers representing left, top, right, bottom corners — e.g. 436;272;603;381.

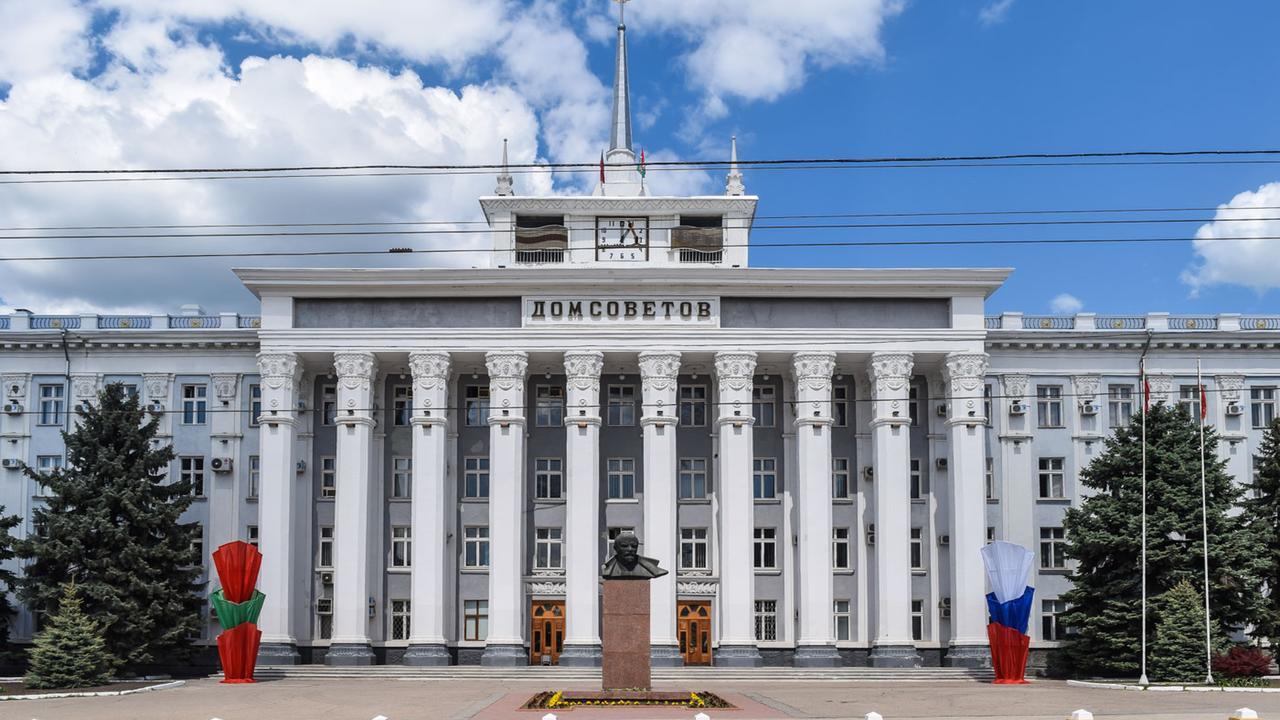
1149;579;1212;682
1242;418;1280;644
0;507;19;650
25;582;119;689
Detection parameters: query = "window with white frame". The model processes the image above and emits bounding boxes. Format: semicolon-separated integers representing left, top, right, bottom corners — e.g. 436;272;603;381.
1252;387;1277;429
911;599;924;640
120;383;139;400
1038;457;1065;499
833;527;851;570
752;385;776;427
392;457;411;499
535;385;564;427
35;455;62;496
464;385;490;427
392;385;412;426
321;384;337;425
985;457;996;501
679;385;707;426
320;456;336;499
318;526;334;568
1042;599;1067;641
248;455;260;499
908;386;920;426
181;384;207;425
464;600;488;641
607;457;636;499
534;527;563;570
463;456;490;499
909;458;925;500
754;527;778;569
247;525;258;548
832;457;851;499
680;528;709;570
181;457;205;497
983;384;993;424
910;528;923;570
753;457;777;499
534;457;563;500
464;526;490;568
1040;527;1066;569
607;385;636;426
390;526;411;568
38;384;64;426
390;599;410;640
834;600;852;641
754;600;778;641
1179;384;1204;419
1037;385;1063;428
678;458;708;500
1108;384;1133;428
248;383;262;426
833;385;849;427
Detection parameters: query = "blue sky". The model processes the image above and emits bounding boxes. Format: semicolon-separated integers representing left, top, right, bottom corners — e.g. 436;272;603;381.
0;0;1278;315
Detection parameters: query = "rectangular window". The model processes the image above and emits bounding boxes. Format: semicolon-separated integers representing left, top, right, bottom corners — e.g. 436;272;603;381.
181;457;205;497
464;456;490;499
38;384;64;426
833;527;851;570
316;597;333;640
607;457;636;499
909;386;920;426
753;527;778;569
390;599;410;641
534;457;564;499
1038;457;1066;499
1251;387;1277;429
1040;527;1066;569
753;457;778;499
754;600;778;641
318;526;334;568
391;457;411;499
1179;384;1204;419
1108;384;1134;428
1042;599;1067;641
909;458;925;500
910;528;923;570
985;457;996;501
181;384;207;425
390;526;411;568
984;384;993;424
465;385;490;427
678;385;707;427
464;600;488;641
679;527;709;570
832;457;851;499
249;383;262;426
752;385;776;427
247;525;258;549
534;527;563;570
911;599;924;641
321;384;337;425
535;385;564;427
464;526;490;568
834;600;852;642
607;385;636;426
833;386;849;427
1037;385;1063;428
35;455;62;496
248;455;260;499
678;458;708;500
392;385;412;426
320;456;336;499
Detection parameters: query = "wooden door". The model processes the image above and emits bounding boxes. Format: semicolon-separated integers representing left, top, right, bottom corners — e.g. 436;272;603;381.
678;601;712;666
530;601;565;665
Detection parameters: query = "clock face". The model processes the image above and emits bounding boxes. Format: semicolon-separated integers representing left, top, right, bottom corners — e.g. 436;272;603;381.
596;217;649;261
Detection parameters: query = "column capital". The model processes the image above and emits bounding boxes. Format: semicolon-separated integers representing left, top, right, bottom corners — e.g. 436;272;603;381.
143;372;173;402
485;350;528;386
943;352;989;393
868;352;913;394
1216;374;1245;402
70;373;100;402
1070;374;1100;403
998;372;1028;399
1147;372;1173;404
210;373;240;402
638;351;681;393
408;351;451;389
1;374;29;400
714;351;757;391
257;352;301;390
334;351;378;382
791;352;836;391
564;351;604;389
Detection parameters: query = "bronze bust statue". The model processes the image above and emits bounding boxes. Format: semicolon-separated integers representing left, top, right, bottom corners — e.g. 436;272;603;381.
601;531;667;579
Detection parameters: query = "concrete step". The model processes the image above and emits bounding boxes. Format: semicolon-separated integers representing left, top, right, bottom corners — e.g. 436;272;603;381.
233;665;995;682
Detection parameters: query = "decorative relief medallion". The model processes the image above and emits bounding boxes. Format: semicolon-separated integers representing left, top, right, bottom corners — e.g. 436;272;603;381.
333;352;378;393
999;373;1028;399
791;352;836;393
71;374;99;400
256;352;300;390
143;373;171;402
868;352;913;398
1070;375;1101;403
1;374;28;400
714;351;757;392
485;351;528;392
210;374;239;401
944;353;989;394
677;581;718;596
408;352;451;391
1216;375;1245;402
639;352;681;394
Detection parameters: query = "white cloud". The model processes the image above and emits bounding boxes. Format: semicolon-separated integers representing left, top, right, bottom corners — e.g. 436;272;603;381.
1181;181;1280;296
0;0;94;84
979;0;1016;26
1050;293;1083;314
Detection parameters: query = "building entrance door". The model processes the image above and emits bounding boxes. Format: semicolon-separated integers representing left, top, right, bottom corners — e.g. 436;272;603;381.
678;601;712;666
530;601;565;665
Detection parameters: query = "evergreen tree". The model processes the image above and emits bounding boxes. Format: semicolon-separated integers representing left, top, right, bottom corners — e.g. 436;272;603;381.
1149;579;1212;682
1242;417;1280;645
1053;403;1265;678
0;507;20;650
18;383;203;669
25;582;119;689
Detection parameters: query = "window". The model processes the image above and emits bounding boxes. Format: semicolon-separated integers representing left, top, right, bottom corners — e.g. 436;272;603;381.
464;600;488;641
391;526;411;568
464;526;490;568
607;458;636;499
909;459;925;500
35;455;62;497
465;385;490;427
680;528;709;570
754;527;778;569
987;526;996;542
535;527;563;570
249;383;262;426
754;600;778;641
534;457;563;500
910;528;923;570
607;527;634;541
1040;527;1066;569
833;386;849;427
247;455;260;499
832;457;851;499
181;384;208;424
753;458;777;500
321;384;337;425
121;383;139;399
1036;385;1063;428
833;528;851;570
392;386;412;426
1108;384;1133;428
679;458;708;500
1038;457;1065;499
535;385;564;427
247;525;259;548
607;386;636;426
38;384;64;426
390;599;410;641
464;457;490;499
834;600;852;641
318;526;334;568
1179;384;1204;419
1042;599;1067;641
983;384;993;424
911;600;924;641
392;457;412;499
909;386;920;426
320;456;336;499
316;597;333;640
678;385;707;427
1252;387;1277;429
192;523;204;567
181;457;205;497
752;385;776;427
984;458;996;501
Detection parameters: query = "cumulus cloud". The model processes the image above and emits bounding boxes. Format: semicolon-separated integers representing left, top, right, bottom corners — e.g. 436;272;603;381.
979;0;1016;26
1050;293;1083;314
1181;181;1280;296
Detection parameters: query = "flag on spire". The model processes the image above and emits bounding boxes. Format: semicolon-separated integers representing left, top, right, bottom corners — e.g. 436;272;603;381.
599;151;606;184
637;148;646;179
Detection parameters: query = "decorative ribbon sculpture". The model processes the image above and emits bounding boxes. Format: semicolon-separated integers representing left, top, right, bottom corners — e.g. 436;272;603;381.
210;541;265;684
980;541;1035;684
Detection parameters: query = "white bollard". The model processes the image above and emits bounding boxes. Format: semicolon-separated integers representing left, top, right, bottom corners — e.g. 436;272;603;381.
542;714;558;720
371;716;390;720
1230;709;1259;720
1070;711;1094;720
866;713;884;720
694;714;711;720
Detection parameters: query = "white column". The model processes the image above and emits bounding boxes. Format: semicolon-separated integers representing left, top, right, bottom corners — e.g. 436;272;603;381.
943;352;991;666
640;351;682;665
405;351;452;665
868;352;921;667
713;351;762;666
481;351;528;666
560;351;604;666
792;352;840;666
208;374;242;574
998;374;1035;557
328;351;378;665
255;353;302;664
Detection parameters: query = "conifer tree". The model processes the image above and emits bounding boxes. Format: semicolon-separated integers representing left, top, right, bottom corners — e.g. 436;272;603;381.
1149;579;1213;682
0;508;19;650
1053;403;1265;678
1243;418;1280;645
25;582;119;689
18;382;203;669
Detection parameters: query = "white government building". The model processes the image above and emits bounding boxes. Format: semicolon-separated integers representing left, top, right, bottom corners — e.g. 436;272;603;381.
2;15;1280;670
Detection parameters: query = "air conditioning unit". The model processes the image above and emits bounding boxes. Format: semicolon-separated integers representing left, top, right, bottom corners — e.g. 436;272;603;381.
938;534;951;546
1009;401;1027;415
1226;402;1244;417
210;457;233;473
935;457;948;470
1080;401;1099;415
1;458;21;469
939;598;952;618
2;403;21;415
935;403;948;417
320;571;334;585
863;466;874;482
74;403;88;413
148;402;164;414
866;523;876;546
296;460;307;474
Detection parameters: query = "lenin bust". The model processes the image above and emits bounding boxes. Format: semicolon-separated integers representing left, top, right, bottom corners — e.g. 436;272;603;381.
601;531;668;579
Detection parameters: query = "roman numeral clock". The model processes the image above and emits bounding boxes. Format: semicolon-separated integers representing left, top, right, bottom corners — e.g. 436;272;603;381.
595;217;649;261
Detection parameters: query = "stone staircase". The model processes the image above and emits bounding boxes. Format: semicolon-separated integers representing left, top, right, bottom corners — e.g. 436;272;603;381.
235;665;994;682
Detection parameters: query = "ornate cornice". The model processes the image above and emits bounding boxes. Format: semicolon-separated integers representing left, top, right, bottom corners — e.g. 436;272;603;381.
714;351;757;392
527;581;566;596
408;351;451;393
791;352;836;393
480;196;757;215
1216;374;1245;402
256;352;301;391
868;352;913;398
638;352;681;395
999;373;1028;399
677;580;718;596
1071;375;1101;403
210;374;239;401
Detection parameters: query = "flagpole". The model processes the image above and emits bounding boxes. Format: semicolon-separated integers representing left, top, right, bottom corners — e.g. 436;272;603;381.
1138;330;1154;687
1198;359;1215;685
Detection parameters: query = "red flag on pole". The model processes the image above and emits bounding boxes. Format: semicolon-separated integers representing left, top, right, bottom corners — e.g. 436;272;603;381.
1142;359;1150;411
1200;384;1208;420
599;151;606;184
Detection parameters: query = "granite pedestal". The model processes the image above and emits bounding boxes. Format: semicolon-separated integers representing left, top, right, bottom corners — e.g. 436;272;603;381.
602;579;651;690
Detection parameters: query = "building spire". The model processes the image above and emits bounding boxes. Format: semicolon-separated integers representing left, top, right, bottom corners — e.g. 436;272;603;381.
725;135;745;196
495;138;514;196
608;0;633;154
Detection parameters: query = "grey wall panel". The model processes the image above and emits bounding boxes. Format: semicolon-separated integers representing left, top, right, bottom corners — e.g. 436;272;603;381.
295;298;522;329
721;298;950;329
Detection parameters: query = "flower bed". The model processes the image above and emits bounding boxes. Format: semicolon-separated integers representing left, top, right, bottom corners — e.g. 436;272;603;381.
523;689;735;709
